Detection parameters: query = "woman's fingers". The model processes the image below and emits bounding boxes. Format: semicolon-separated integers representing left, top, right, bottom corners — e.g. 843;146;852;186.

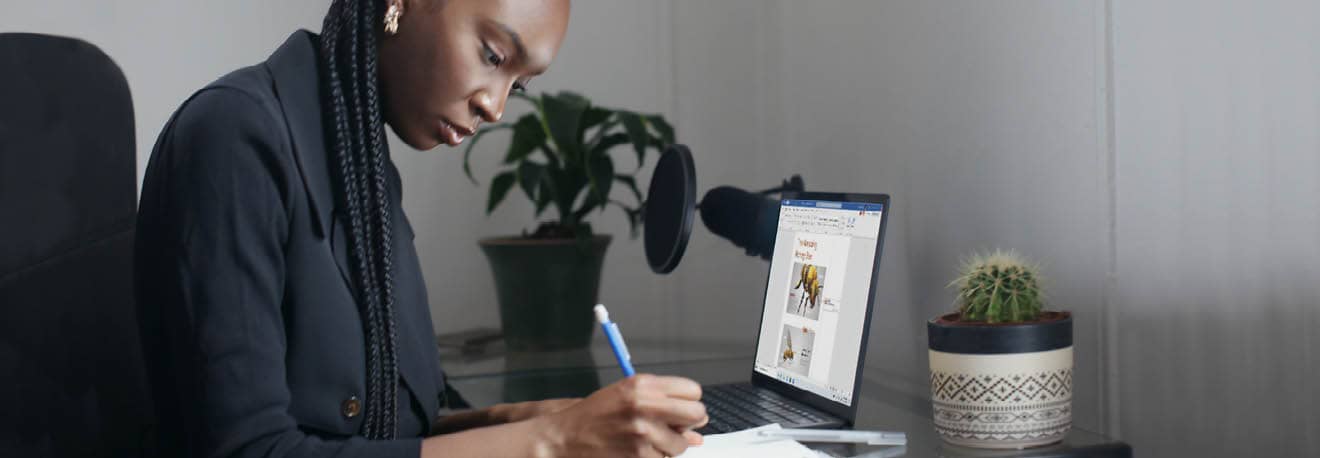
619;375;706;429
635;397;707;429
648;375;703;401
636;418;691;457
607;374;707;456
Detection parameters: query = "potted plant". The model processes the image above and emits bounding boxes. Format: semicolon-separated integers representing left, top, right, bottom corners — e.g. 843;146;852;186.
927;251;1073;449
463;91;674;351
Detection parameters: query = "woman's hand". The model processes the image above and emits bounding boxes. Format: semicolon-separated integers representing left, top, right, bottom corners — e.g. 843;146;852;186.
431;398;580;434
537;374;708;458
500;398;581;423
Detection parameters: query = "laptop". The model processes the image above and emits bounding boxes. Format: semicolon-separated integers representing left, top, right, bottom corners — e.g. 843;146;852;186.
698;192;890;434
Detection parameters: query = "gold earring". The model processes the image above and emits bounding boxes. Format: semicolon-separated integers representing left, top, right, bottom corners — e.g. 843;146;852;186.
384;3;402;35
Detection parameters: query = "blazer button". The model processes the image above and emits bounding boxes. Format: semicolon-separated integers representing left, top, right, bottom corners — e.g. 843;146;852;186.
341;396;362;418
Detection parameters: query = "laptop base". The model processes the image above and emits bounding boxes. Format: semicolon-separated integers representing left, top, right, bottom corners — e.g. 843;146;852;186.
697;382;844;434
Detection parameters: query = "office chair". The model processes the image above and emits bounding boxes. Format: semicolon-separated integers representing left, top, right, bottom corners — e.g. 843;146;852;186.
0;33;150;457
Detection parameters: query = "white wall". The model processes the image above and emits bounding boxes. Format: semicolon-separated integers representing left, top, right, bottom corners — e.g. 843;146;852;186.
0;0;328;183
1112;0;1320;455
6;1;1319;455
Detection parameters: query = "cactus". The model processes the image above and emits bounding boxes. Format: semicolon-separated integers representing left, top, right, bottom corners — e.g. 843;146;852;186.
950;250;1044;323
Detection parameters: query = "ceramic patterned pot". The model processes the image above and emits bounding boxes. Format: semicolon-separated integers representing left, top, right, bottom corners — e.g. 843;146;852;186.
927;312;1073;449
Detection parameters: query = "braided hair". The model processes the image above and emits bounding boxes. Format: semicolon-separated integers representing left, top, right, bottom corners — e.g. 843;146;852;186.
318;0;400;439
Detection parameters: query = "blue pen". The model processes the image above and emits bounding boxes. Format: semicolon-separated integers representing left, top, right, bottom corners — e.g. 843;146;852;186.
594;304;635;377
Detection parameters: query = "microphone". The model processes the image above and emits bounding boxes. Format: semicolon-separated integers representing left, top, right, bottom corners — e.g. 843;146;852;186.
643;143;805;272
698;186;782;260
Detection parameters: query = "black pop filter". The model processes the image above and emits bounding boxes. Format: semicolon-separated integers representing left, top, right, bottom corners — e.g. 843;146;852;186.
644;144;696;274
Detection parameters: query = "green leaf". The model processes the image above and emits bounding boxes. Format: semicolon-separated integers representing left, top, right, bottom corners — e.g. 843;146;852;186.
475;92;675;235
562;173;592;223
615;174;643;204
619;112;649;168
516;161;544;203
579;107;613;143
549;168;585;224
517;92;557;156
645;115;675;145
585;118;621;153
534;176;554;216
593;129;628;146
461;123;512;184
543;92;589;163
573;192;602;221
504;114;545;164
590;133;632;164
586;154;615;207
487;171;517;214
582;106;612;127
536;145;561;168
609;200;644;238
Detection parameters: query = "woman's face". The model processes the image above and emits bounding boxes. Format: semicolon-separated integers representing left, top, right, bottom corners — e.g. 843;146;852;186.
379;0;570;150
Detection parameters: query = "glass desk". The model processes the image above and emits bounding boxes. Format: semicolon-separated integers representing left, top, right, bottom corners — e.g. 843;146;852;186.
438;338;1132;458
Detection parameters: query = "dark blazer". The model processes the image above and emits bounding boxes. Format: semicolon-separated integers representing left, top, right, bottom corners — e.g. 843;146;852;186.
136;31;446;457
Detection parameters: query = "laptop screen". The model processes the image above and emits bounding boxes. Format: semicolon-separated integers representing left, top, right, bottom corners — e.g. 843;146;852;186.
753;198;885;407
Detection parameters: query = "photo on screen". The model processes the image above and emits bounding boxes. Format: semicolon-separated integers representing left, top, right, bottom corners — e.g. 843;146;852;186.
777;324;816;376
785;262;827;321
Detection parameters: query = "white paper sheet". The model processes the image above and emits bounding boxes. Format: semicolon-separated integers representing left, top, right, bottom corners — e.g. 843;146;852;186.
676;424;820;458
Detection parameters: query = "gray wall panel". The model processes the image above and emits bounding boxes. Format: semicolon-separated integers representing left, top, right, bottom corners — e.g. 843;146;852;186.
1112;0;1320;455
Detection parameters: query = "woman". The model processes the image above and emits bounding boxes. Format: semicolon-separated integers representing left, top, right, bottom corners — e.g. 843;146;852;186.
134;0;706;456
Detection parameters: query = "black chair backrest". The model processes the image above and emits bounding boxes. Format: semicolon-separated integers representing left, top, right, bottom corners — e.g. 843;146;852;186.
0;33;148;457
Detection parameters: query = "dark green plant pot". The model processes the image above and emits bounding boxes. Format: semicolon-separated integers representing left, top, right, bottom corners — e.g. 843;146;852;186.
479;235;611;351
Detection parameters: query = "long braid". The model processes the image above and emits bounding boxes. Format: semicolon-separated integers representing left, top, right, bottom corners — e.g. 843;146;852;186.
342;0;386;437
318;0;399;439
361;0;400;435
353;0;396;437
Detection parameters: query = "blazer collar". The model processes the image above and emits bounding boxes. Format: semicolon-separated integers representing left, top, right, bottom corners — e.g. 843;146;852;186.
265;30;333;237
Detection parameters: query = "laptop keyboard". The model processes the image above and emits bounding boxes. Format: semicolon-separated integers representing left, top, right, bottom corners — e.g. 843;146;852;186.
697;383;835;434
